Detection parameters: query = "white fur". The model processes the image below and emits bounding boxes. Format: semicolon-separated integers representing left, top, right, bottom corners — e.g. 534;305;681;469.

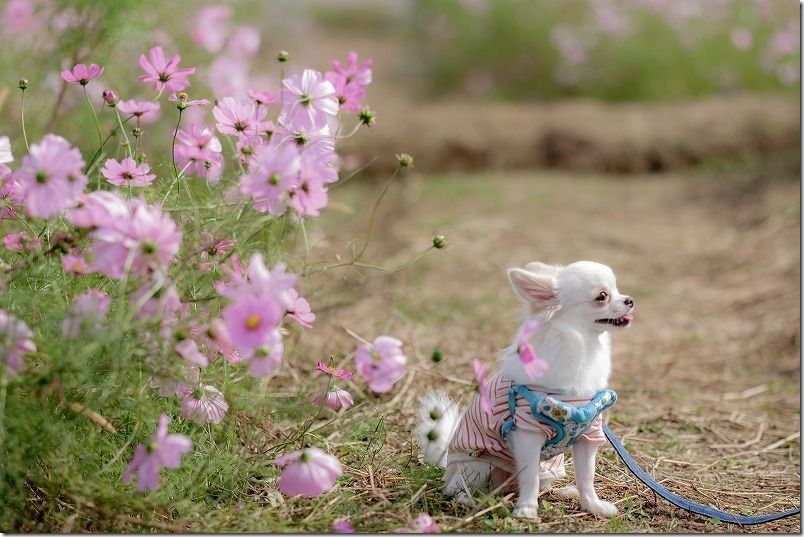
417;261;634;519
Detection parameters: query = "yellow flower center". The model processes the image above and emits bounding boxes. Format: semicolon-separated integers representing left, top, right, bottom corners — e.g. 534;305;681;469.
245;314;261;330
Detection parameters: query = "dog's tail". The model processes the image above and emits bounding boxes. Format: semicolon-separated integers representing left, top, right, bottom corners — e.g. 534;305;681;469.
415;391;461;468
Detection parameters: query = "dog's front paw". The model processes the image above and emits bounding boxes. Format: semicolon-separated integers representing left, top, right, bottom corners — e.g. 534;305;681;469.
512;504;540;521
582;499;618;517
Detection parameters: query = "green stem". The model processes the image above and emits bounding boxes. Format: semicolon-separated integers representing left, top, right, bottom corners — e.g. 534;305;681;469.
84;85;104;149
20;89;29;152
354;164;402;262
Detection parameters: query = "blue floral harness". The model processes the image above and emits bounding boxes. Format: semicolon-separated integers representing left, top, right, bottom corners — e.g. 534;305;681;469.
500;385;618;461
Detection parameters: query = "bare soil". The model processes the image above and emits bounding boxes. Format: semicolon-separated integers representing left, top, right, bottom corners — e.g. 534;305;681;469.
281;23;800;533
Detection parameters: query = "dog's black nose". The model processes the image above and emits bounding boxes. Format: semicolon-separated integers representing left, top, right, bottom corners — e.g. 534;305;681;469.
624;296;634;308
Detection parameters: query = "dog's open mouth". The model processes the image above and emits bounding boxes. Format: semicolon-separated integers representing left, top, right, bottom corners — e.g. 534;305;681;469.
595;314;633;327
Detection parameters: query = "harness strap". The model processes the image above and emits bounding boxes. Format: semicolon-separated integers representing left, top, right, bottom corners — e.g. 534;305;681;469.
602;422;801;525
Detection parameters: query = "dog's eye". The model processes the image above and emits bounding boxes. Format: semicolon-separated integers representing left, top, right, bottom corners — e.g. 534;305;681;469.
595;291;608;302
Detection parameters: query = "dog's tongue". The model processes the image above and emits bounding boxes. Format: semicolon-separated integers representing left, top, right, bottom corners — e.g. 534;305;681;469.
623;314;634;322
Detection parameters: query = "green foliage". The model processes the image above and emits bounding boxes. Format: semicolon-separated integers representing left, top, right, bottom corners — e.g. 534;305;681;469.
407;0;799;101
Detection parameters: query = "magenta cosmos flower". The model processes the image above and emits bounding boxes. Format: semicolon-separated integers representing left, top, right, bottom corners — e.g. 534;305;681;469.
315;361;354;380
517;318;548;381
117;99;161;118
101;157;156;187
68;190;131;229
61;63;104;85
239;142;301;215
0;309;36;374
275;447;342;498
122;414;193;492
13;134;87;218
313;386;354;411
332;519;355;533
180;384;228;425
286;288;315;328
174;123;223;179
354;335;407;394
138;46;196;93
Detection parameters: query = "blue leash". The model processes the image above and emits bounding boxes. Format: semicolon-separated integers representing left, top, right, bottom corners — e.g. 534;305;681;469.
602;422;801;525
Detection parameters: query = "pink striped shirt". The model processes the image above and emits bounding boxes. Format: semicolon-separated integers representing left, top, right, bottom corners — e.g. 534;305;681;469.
448;371;607;479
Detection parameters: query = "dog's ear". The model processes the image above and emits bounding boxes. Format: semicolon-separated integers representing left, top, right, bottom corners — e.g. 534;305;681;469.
524;261;563;279
508;267;558;309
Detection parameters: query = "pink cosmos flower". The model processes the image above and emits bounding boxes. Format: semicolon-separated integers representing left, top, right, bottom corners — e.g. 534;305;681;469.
68;190;130;229
175;338;209;368
180;384;228;425
397;513;440;533
275;447;342;497
248;89;275;106
90;199;182;279
12;134;87;218
281;69;339;130
0;308;36;374
3;231;41;251
61;250;95;276
116;99;161;118
122;414;193;492
103;90;118;107
168;92;210;110
174;123;223;180
0;174;22;222
472;359;492;414
62;289;110;339
241;328;283;377
332;519;355;533
286;288;315;328
150;362;200;399
191;4;233;53
325;71;367;112
287;154;332;217
138;46;196;93
223;293;283;353
517;318;549;381
313;387;354;411
194;317;240;363
101;157;156;187
330;51;373;88
131;280;182;326
213;96;270;136
355;335;407;394
60;63;104;85
234;134;264;167
315;362;354;380
239;142;301;215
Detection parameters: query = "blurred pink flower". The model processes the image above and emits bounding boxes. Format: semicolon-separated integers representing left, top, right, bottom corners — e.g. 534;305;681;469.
355;335;407;393
234;134;264;167
175;338;209;368
0;174;23;222
3;0;43;36
241;328;283;377
207;54;250;98
194;317;240;363
226;25;261;57
150;362;200;399
3;231;41;252
12;134;86;218
0;308;36;374
730;27;753;51
191;4;233;53
332;519;355;533
68;190;130;229
223;293;283;353
60;63;104;85
404;513;440;533
117;99;161;118
131;280;182;325
248;89;275;105
61;250;95;276
213;96;270;136
138;46;196;93
122;414;193;492
275;447;342;497
472;359;491;414
239;142;301;215
62;289;110;339
174;123;223;180
286;289;315;328
101;157;156;187
329;51;372;88
90;200;182;279
180;384;228;425
517;318;548;380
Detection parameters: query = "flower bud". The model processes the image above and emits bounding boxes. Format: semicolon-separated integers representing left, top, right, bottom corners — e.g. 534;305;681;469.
432;235;448;249
396;153;413;168
276;50;289;63
430;347;444;363
103;90;118;107
18;78;29;90
132;127;143;138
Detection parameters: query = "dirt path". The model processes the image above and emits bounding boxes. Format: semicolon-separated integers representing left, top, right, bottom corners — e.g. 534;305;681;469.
303;166;800;532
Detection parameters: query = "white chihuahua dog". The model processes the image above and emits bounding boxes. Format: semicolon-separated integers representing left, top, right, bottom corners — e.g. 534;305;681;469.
417;261;634;520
